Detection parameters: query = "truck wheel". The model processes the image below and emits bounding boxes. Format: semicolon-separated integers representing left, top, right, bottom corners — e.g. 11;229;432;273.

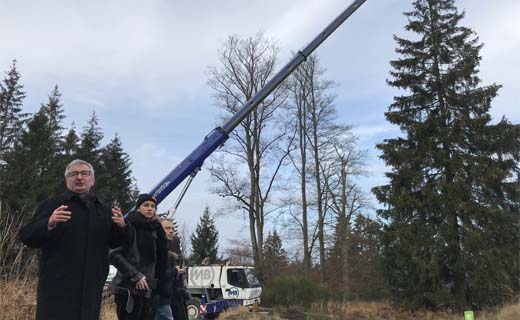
187;297;201;320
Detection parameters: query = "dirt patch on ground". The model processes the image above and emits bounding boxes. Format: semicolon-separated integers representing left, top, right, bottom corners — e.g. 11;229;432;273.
280;308;308;320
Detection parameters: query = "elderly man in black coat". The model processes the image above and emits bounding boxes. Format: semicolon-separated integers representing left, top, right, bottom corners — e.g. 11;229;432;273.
19;159;129;320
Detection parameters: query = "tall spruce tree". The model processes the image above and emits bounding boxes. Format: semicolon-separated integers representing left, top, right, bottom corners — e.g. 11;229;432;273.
97;134;138;211
77;111;103;167
63;124;79;157
0;61;27;162
373;0;519;310
42;86;67;196
0;61;27;213
60;123;80;170
190;207;219;265
4;86;66;214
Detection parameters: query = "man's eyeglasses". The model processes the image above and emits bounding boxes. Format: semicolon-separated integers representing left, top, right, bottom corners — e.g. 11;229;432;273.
66;170;92;178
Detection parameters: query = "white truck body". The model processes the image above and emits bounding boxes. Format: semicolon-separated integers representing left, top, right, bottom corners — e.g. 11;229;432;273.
187;265;262;307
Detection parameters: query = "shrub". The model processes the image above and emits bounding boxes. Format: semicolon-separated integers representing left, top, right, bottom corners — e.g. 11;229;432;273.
261;275;323;308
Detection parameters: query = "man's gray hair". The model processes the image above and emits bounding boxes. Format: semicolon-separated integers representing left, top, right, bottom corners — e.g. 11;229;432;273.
65;159;95;178
159;216;173;223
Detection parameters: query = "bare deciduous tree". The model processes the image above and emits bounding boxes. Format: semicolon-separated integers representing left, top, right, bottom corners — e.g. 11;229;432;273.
288;54;338;283
322;129;368;292
223;239;255;266
286;56;316;276
286;54;369;286
208;34;293;277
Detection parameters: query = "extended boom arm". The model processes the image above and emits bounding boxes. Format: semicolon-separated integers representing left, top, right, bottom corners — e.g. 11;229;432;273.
149;0;367;206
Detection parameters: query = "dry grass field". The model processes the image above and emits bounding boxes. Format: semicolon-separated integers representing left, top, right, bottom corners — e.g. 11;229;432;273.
99;296;117;320
219;301;520;320
1;278;518;320
309;300;520;320
0;279;36;320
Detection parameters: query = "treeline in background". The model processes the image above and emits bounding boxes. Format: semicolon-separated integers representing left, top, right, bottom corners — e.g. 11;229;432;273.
0;61;140;279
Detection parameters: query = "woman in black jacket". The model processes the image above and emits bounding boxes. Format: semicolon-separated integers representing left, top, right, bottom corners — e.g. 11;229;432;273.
109;194;169;320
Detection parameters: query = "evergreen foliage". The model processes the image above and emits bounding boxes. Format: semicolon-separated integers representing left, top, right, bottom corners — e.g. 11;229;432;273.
60;123;80;170
40;86;67;197
4;86;66;212
189;207;219;265
0;62;139;224
261;275;322;308
62;124;79;157
77;111;103;166
0;60;27;164
327;215;387;301
0;62;140;277
0;60;28;212
96;134;139;211
262;230;288;280
373;0;519;310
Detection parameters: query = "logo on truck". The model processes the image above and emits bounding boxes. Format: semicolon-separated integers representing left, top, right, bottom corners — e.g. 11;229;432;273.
227;287;240;297
190;267;216;286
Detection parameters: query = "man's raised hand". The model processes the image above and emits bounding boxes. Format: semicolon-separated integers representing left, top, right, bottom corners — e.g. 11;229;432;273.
111;207;126;228
48;205;71;230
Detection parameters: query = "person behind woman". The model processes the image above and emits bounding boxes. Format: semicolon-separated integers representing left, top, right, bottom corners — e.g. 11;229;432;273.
156;217;189;320
109;194;168;320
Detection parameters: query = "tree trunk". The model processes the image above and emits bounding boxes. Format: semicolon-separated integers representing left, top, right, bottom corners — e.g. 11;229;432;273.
310;93;326;284
297;88;311;276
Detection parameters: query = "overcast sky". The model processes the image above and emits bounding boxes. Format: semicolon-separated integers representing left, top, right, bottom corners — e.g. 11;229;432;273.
1;0;518;251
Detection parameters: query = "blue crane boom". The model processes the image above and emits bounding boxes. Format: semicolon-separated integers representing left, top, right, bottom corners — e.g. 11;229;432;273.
149;0;367;206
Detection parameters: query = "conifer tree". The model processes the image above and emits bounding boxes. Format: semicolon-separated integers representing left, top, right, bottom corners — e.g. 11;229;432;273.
77;111;103;167
190;207;219;265
59;123;80;170
4;86;66;213
63;124;79;157
373;0;519;309
0;61;28;211
262;230;287;280
97;134;138;211
340;215;386;300
42;86;67;196
0;61;27;162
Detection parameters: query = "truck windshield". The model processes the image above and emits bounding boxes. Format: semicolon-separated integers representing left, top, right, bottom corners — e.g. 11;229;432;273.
227;268;261;288
244;268;260;287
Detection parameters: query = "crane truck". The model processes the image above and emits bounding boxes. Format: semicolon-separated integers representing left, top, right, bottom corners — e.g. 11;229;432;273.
111;0;368;318
185;265;261;319
107;264;261;318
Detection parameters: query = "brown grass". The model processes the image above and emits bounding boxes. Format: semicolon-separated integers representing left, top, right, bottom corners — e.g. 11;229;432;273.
0;278;118;320
219;306;283;320
0;279;37;320
100;293;117;320
493;301;520;320
1;278;518;320
310;300;520;320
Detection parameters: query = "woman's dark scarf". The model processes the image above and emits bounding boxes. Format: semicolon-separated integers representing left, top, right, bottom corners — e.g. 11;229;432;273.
127;211;168;281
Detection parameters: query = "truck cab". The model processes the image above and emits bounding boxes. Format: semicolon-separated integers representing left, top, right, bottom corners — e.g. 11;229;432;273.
186;265;262;318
